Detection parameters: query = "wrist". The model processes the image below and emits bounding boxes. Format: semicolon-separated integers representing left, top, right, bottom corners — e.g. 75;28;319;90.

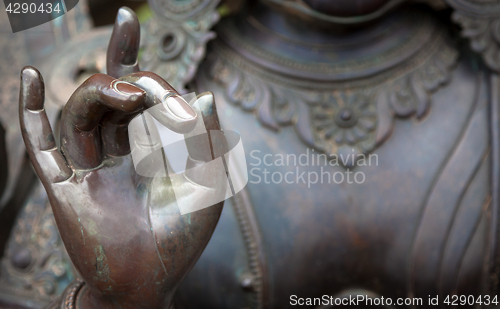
47;278;84;309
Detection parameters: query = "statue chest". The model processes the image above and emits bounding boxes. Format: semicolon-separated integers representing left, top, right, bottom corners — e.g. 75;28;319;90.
183;40;494;307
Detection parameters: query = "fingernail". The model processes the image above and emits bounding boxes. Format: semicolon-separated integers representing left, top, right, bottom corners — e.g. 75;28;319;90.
112;80;145;97
164;94;197;120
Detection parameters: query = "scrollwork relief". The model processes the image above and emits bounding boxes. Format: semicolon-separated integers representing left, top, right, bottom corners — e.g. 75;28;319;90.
141;0;221;92
0;184;75;308
447;0;500;71
208;27;458;167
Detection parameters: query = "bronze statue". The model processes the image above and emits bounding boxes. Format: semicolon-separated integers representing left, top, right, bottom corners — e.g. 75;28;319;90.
3;0;500;308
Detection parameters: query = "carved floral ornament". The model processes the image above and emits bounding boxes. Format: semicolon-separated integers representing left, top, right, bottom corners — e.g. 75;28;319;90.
140;0;220;92
208;32;459;168
0;184;75;306
446;0;500;72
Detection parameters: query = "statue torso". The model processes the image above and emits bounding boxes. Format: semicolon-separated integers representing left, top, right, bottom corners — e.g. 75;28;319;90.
176;5;493;308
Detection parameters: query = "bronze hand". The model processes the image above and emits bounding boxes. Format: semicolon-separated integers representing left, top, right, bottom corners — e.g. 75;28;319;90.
19;7;225;309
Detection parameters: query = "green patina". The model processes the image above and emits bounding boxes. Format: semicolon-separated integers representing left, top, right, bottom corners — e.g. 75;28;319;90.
94;245;110;282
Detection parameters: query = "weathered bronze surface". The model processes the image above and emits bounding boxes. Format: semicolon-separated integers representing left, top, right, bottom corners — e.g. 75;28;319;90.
18;7;225;309
175;1;498;308
0;3;92;307
3;0;500;308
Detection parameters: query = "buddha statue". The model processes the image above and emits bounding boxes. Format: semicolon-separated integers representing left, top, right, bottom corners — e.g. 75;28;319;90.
2;0;500;308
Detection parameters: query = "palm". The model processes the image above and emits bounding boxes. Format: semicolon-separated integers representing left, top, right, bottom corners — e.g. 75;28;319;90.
19;7;224;309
